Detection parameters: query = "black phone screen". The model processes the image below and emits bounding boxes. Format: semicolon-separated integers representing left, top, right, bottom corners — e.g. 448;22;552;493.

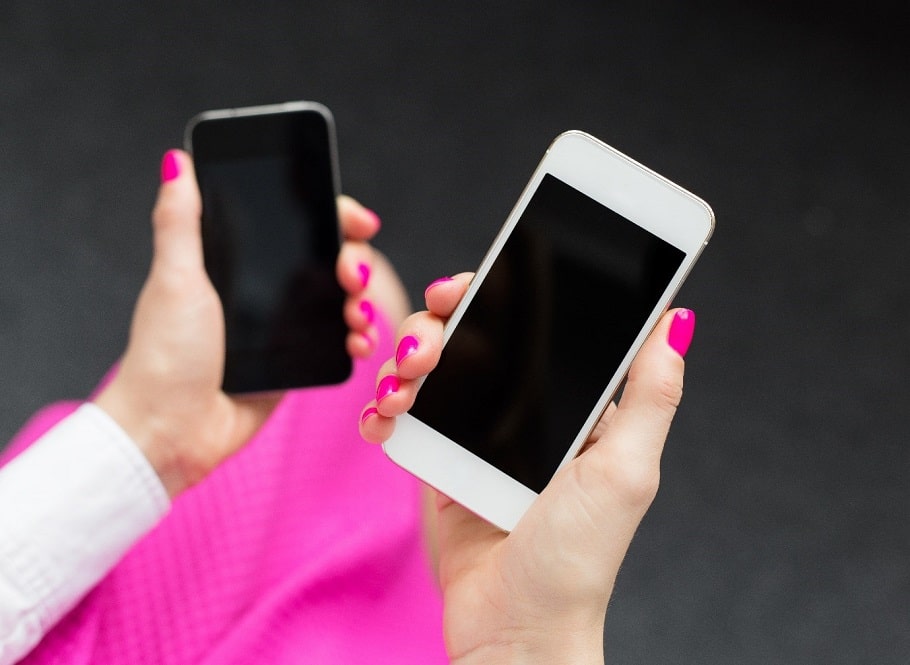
410;174;685;493
191;109;351;393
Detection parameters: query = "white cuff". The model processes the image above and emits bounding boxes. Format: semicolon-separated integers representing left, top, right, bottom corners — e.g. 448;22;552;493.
0;403;170;664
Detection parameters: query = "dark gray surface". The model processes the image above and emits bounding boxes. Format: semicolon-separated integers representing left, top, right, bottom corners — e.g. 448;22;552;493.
2;2;908;662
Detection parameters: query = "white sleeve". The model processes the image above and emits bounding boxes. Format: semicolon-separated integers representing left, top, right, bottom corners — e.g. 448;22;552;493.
0;403;170;665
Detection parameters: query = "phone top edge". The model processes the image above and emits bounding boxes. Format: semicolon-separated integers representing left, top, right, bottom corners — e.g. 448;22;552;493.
183;101;342;202
183;101;335;154
447;129;714;315
547;130;716;241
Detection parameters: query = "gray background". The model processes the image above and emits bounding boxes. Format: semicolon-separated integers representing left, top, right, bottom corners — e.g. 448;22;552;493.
1;1;908;662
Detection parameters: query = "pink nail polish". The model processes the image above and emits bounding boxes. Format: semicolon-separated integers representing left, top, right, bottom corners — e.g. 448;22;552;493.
668;309;695;357
424;276;453;299
360;331;375;350
161;150;181;183
396;335;419;366
359;300;375;324
360;407;378;425
376;375;400;403
358;263;371;288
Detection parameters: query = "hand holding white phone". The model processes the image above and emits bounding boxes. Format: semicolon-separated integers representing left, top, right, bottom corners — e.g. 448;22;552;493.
362;273;700;662
366;131;714;533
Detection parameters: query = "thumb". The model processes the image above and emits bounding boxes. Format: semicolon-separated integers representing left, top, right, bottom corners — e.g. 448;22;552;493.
577;308;694;514
151;150;204;275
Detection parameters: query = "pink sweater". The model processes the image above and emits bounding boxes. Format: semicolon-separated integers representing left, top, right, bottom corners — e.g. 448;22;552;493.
3;322;447;664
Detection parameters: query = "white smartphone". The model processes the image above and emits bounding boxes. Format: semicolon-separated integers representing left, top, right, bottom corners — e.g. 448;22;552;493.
383;131;715;532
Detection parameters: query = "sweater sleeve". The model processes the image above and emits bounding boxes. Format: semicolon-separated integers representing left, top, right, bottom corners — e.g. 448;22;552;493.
0;403;170;665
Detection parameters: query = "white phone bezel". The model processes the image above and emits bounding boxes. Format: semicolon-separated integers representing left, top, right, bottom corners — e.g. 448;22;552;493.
384;130;715;532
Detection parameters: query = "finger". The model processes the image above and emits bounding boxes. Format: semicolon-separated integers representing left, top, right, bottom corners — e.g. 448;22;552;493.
151;150;204;275
434;496;506;587
579;308;694;511
391;310;446;381
337;240;374;295
345;296;377;332
577;402;618;455
359;400;396;443
611;307;692;451
423;272;474;318
346;326;378;359
337;195;382;241
373;358;421;417
365;250;412;329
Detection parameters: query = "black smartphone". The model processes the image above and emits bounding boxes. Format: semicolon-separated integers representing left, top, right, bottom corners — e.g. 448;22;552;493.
185;102;351;393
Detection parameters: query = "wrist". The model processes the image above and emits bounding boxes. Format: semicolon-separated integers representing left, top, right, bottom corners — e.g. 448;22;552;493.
450;615;605;665
92;384;190;498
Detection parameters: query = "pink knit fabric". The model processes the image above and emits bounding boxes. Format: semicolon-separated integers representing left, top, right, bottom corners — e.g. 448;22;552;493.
2;320;447;664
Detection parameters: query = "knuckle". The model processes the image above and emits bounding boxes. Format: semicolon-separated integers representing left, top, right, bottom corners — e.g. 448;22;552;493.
654;370;684;413
627;363;683;417
572;450;661;513
617;463;661;508
152;197;182;229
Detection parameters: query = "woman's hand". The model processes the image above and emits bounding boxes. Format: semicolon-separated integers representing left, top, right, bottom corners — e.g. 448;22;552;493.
94;150;383;497
360;274;695;664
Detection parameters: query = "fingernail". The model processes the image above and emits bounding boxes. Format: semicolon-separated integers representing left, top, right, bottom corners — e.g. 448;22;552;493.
359;299;375;324
396;335;419;366
424;276;453;299
376;375;400;403
360;407;379;425
668;309;696;357
358;262;371;288
161;150;181;183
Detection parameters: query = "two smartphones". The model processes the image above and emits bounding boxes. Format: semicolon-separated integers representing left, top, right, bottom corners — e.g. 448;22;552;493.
384;131;714;532
187;103;715;532
185;102;351;394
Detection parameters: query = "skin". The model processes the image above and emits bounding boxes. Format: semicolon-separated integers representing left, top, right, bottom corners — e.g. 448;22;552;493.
361;274;693;664
93;150;404;497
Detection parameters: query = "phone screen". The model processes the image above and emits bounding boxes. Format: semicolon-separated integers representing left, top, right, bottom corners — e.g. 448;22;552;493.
191;109;351;393
410;174;685;493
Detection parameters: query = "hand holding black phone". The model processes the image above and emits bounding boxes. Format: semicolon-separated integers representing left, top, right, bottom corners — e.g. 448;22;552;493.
186;102;351;393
